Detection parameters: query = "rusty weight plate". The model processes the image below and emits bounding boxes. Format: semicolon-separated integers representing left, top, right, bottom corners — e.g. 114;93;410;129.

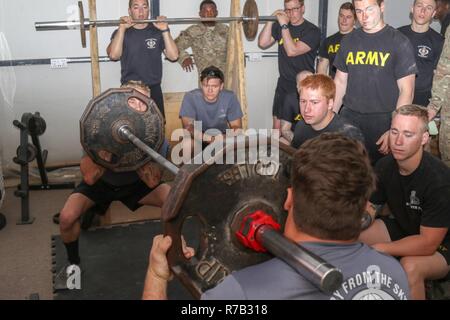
80;88;164;172
243;0;259;41
163;140;295;298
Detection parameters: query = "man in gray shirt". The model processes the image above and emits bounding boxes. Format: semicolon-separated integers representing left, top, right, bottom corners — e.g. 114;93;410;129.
178;66;243;153
143;133;410;300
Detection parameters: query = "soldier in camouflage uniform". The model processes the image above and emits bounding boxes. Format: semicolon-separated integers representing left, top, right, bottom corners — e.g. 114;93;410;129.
174;0;228;82
428;29;450;166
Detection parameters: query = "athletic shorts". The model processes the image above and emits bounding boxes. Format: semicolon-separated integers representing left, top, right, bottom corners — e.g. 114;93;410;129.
379;216;450;265
272;78;297;118
72;179;155;212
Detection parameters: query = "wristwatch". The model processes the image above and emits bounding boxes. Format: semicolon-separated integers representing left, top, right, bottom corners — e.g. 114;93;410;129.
281;24;289;30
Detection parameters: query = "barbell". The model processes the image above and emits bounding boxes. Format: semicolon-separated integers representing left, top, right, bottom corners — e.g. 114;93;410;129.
35;0;276;47
80;88;343;298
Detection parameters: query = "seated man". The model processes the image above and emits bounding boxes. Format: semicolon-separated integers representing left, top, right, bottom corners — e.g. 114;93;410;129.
178;66;243;153
143;133;410;300
55;83;171;289
279;70;312;145
360;104;450;300
291;74;364;149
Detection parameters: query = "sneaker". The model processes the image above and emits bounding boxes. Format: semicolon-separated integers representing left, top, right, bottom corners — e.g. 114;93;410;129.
54;263;82;291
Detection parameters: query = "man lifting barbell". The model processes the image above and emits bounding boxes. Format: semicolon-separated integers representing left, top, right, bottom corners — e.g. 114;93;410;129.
106;0;179;118
54;83;170;291
143;133;411;300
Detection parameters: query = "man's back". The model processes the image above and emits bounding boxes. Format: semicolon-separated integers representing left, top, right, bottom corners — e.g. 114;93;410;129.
202;242;410;300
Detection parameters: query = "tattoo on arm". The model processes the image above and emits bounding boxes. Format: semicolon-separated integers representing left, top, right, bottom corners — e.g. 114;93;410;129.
361;203;383;230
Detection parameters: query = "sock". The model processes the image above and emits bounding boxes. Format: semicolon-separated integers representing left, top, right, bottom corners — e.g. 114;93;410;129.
64;240;80;265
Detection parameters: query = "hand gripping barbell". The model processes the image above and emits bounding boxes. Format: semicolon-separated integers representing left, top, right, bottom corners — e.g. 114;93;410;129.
35;0;276;47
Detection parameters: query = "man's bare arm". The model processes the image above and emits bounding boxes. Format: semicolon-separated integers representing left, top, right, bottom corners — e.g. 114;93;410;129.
280;120;294;143
333;70;348;113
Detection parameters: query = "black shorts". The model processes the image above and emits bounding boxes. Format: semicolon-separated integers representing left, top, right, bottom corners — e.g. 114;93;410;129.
340;107;391;165
379;216;450;265
148;83;165;118
72;179;155;212
272;78;297;118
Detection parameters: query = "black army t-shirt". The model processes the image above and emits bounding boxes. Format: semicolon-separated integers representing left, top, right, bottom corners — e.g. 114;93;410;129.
272;20;321;83
371;152;450;242
319;31;346;78
280;91;301;131
334;25;417;113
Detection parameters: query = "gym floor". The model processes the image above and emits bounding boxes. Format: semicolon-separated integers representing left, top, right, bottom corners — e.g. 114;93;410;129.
0;171;163;300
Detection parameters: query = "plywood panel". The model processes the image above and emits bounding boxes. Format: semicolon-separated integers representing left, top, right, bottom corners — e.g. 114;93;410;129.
164;92;185;146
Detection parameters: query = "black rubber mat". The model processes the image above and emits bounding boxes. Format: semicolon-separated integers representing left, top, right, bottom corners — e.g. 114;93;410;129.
52;220;194;300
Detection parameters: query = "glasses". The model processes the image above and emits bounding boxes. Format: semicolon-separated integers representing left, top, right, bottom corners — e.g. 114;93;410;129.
285;6;302;14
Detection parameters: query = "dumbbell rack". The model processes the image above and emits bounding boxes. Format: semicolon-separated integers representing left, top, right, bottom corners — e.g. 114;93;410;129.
13;112;75;225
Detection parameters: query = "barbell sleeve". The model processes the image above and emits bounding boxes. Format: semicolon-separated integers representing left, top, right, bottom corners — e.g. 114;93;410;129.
256;225;343;294
118;126;180;176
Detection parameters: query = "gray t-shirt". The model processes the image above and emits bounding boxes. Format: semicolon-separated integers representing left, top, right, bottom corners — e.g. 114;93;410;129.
201;242;410;300
179;89;243;134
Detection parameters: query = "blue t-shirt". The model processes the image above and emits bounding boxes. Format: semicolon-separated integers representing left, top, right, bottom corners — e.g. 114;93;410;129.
179;89;243;134
111;24;165;86
202;242;410;300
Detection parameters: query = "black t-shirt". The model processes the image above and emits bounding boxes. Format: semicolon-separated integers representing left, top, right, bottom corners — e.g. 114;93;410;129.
111;25;165;86
334;25;418;114
441;13;450;36
318;31;346;78
398;25;444;92
291;114;365;149
371;153;450;242
272;20;321;83
280;91;301;131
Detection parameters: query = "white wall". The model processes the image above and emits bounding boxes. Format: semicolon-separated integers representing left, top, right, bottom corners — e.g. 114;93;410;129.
0;0;442;170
